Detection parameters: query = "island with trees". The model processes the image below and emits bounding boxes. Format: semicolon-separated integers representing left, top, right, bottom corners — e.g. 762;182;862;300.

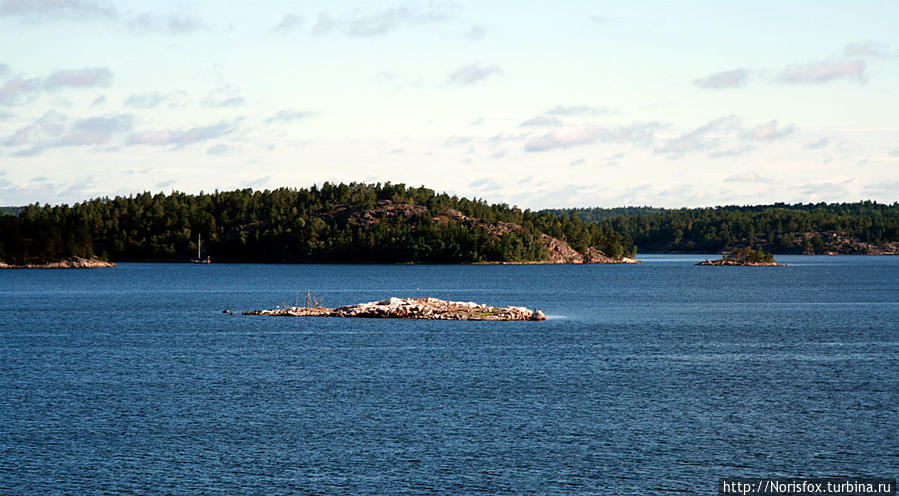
697;246;782;266
2;183;896;267
549;201;899;255
0;183;636;267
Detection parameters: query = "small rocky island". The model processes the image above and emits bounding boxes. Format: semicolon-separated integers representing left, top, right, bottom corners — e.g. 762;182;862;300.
243;297;546;321
698;247;783;266
0;257;117;269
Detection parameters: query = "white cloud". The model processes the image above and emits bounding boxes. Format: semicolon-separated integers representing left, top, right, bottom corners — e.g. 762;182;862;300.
446;62;501;85
655;116;794;159
804;138;830;150
125;91;185;109
0;0;116;20
44;67;111;89
347;3;455;37
520;115;562;127
125;13;206;34
206;144;233;155
3;111;132;155
544;105;612;117
524;122;661;152
725;171;774;184
778;60;865;84
520;105;612;127
271;14;303;33
0;77;41;105
265;109;317;124
202;96;245;108
311;3;456;37
128;121;232;147
465;25;485;40
742;120;794;141
693;69;749;89
843;42;890;58
468;177;501;191
655;115;740;158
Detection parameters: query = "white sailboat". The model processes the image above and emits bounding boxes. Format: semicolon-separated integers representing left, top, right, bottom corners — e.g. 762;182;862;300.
192;233;211;264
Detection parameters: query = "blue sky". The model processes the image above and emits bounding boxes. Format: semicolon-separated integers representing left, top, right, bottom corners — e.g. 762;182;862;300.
1;0;897;208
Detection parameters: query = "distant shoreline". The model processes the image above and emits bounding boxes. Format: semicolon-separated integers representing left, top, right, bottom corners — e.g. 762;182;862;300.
3;252;894;268
0;257;117;269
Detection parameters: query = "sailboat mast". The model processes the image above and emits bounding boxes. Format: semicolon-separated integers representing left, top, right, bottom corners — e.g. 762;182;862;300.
197;233;201;259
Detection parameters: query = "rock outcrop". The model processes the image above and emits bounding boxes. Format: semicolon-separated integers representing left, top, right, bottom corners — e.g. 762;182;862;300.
243;297;546;321
323;200;639;264
697;259;783;267
0;257;117;269
539;236;639;264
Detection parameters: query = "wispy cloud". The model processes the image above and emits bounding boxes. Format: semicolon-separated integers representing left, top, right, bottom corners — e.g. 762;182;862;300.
520;115;562;127
56;115;132;146
655;115;741;158
206;144;233;156
271;14;303;33
44;67;111;89
465;25;485;40
725;171;774;184
125;13;206;34
799;180;853;198
708;146;755;158
202;96;245;108
468;177;501;191
520;105;612;127
804;138;830;150
693;69;749;89
544;105;612;117
0;63;10;78
264;109;317;124
656;116;794;159
347;3;455;37
778;60;865;84
1;66;110;105
742;120;794;141
242;176;271;189
3;111;132;155
312;3;456;37
128;121;233;147
125;91;186;109
843;42;890;58
446;62;501;85
0;0;116;20
863;180;899;197
0;77;41;105
524;122;662;152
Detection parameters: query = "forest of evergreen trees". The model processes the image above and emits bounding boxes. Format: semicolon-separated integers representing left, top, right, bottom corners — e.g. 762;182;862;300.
555;202;899;253
0;183;634;264
2;185;896;264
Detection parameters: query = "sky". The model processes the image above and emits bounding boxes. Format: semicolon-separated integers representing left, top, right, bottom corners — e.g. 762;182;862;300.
0;0;897;209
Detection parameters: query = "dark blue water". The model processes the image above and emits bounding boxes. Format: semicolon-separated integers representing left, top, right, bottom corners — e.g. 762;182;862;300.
1;255;897;494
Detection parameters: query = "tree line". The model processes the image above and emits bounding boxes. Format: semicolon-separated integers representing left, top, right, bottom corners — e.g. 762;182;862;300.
554;201;899;253
0;183;635;264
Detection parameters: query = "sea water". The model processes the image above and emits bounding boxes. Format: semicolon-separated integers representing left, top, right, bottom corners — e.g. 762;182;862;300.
1;255;897;494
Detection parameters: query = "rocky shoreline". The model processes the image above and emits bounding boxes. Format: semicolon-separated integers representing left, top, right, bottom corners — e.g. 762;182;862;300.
242;297;546;321
697;259;783;267
0;257;117;269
